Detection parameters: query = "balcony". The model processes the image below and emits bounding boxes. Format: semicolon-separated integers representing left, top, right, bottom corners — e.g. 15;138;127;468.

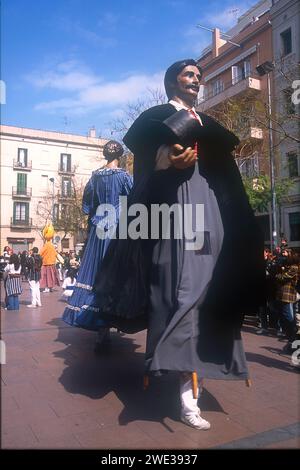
10;217;32;228
197;75;261;112
58;164;75;175
12;187;32;198
13;159;32;171
57;191;75;200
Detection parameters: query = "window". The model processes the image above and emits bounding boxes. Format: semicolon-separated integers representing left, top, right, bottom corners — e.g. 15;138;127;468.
62;177;72;197
61;204;71;218
287;152;298;177
283;88;295;115
13;202;29;222
197;85;205;103
204;85;210;100
238;154;259;178
53;204;59;223
17;148;28;167
17;173;27;194
280;28;292;56
232;60;251;85
41;175;48;190
244;60;251;78
289;212;300;241
232;66;239;85
212;79;224;96
60;153;71;172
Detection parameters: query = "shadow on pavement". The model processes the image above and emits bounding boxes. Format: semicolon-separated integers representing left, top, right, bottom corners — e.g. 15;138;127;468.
47;318;226;429
245;350;299;374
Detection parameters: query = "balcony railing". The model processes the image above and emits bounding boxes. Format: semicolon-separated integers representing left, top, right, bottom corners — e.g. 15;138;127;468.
197;73;261;111
10;217;32;227
58;164;75;174
57;191;75;200
13;159;32;171
12;187;32;198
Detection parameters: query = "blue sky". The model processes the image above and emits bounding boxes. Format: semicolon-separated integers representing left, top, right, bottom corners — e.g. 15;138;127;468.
1;0;259;138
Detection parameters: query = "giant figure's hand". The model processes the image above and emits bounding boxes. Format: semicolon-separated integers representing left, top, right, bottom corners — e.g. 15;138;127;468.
168;144;197;169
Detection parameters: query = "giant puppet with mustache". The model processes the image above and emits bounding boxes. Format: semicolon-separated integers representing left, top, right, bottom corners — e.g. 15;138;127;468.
96;59;265;430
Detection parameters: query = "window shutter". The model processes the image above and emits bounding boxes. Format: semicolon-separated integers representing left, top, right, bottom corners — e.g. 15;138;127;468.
17;173;27;193
25;203;29;222
244;60;251;78
232;66;239;85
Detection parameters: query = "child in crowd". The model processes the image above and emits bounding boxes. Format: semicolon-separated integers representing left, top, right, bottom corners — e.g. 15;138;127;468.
62;269;77;301
4;254;22;310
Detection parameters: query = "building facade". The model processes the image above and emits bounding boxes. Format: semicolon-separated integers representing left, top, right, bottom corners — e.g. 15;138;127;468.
0;125;107;253
196;0;300;249
271;0;300;249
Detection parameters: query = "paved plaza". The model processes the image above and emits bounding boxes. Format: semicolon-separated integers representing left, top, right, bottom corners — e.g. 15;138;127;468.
1;283;299;449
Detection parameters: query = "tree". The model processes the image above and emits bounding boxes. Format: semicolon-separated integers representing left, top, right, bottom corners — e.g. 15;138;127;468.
108;87;166;141
242;174;294;213
108;87;166;177
36;177;89;244
205;95;266;171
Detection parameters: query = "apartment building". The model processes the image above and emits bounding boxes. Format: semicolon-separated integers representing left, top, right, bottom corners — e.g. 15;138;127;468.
196;0;300;248
0;125;107;253
271;0;300;248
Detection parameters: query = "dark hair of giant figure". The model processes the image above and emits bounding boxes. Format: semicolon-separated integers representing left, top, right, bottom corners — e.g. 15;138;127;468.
103;140;124;163
164;59;202;100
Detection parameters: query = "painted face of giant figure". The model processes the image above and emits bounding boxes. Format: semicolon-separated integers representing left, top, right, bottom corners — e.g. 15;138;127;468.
164;59;202;106
173;65;201;105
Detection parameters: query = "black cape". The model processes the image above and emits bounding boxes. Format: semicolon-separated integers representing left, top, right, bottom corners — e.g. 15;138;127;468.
95;104;265;377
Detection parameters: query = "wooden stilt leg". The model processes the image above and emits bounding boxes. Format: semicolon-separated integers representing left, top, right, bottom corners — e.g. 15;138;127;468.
143;375;149;390
191;372;198;399
245;378;252;387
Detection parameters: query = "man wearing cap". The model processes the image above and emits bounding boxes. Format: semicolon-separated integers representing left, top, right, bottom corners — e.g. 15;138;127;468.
97;60;265;430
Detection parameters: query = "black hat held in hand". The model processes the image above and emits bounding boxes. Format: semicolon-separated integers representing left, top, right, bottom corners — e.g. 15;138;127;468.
149;109;203;148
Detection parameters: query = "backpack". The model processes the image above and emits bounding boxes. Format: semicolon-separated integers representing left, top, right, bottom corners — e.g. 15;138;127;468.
33;254;43;271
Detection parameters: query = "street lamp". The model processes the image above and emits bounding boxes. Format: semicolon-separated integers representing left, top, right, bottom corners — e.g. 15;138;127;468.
256;61;277;250
49;177;55;222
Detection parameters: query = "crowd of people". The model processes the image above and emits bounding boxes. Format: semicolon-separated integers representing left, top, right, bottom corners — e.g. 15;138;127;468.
0;245;81;309
257;243;300;353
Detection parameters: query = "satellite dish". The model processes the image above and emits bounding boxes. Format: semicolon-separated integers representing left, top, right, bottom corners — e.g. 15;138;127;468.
54;236;61;243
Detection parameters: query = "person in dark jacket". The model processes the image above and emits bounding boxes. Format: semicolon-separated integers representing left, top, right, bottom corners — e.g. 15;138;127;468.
96;59;265;430
20;250;30;281
27;247;42;308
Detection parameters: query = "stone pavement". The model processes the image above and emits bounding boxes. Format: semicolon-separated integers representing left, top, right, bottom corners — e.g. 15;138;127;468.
1;282;299;449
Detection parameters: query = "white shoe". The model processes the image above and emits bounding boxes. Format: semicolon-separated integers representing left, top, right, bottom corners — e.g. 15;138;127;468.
27;304;37;308
181;412;211;430
43;288;50;293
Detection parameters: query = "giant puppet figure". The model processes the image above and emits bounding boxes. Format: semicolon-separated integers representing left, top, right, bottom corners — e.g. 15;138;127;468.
39;223;60;292
95;59;265;430
62;140;133;350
